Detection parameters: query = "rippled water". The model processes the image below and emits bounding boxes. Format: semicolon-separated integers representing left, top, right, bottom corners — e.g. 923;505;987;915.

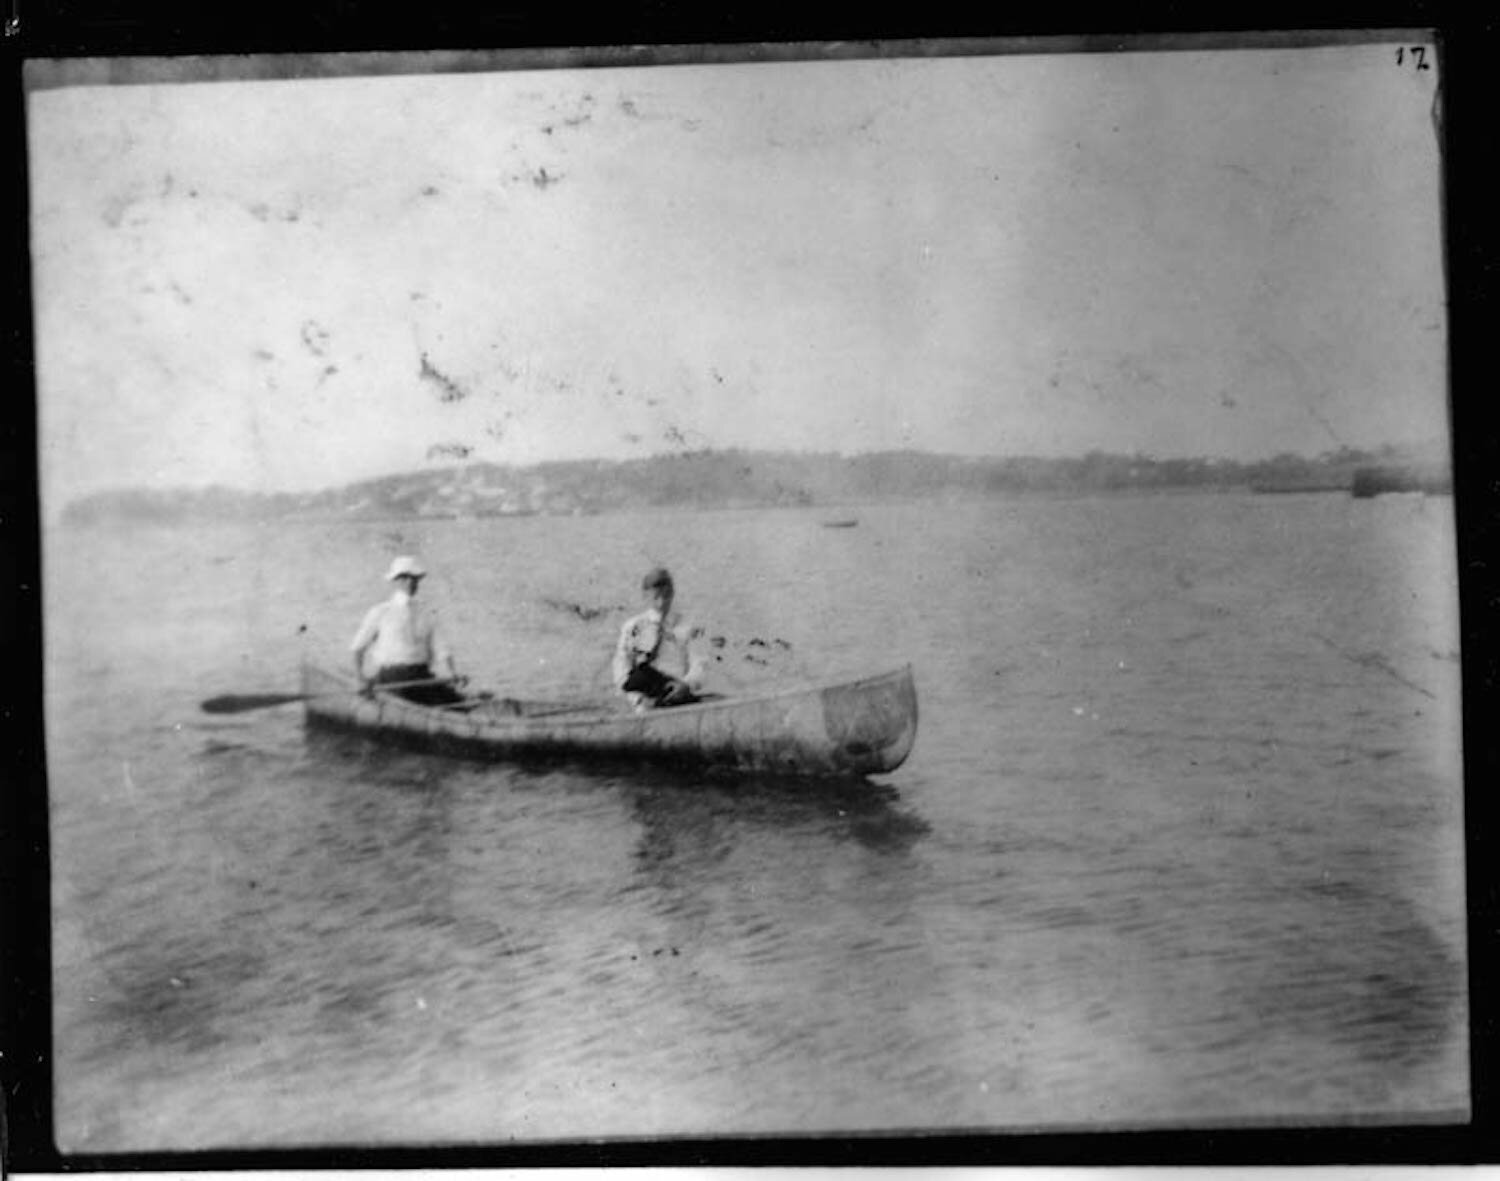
44;493;1468;1150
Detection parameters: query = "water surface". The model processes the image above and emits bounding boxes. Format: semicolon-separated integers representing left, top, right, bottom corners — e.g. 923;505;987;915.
44;493;1468;1149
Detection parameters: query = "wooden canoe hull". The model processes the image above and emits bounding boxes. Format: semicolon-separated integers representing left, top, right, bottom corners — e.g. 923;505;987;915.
301;663;917;777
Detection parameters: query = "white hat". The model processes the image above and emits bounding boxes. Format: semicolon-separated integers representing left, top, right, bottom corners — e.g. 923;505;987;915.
386;555;427;581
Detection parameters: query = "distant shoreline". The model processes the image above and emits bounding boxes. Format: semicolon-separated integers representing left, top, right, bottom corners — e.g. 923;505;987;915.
56;477;1453;530
55;447;1451;527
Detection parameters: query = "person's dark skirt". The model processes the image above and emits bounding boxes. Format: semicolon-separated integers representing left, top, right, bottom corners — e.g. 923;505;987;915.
622;664;696;706
375;663;466;705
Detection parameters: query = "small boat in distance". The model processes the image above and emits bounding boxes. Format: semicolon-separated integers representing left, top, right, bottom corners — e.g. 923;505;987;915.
822;518;859;529
1350;464;1453;498
300;662;917;778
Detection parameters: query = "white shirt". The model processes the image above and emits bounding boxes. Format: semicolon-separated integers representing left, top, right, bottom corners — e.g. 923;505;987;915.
351;590;450;672
612;607;704;694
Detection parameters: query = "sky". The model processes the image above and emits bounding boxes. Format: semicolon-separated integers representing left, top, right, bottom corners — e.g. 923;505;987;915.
26;40;1448;508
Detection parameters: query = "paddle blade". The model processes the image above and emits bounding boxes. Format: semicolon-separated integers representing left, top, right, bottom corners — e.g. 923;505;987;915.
200;692;307;714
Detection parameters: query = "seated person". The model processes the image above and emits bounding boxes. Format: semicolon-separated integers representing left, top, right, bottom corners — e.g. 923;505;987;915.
351;556;468;705
612;566;704;710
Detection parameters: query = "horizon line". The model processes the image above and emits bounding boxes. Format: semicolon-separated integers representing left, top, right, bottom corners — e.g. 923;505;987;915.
56;441;1451;507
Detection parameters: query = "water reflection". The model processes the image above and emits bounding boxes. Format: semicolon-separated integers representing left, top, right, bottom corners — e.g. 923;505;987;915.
304;727;936;970
619;767;929;863
297;730;942;1126
304;727;931;880
604;764;932;975
298;731;477;904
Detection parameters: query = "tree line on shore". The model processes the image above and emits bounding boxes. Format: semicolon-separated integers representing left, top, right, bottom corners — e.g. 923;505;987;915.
58;443;1451;525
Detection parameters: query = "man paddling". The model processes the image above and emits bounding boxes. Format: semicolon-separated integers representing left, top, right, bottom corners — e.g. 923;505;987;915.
351;556;467;705
613;566;705;711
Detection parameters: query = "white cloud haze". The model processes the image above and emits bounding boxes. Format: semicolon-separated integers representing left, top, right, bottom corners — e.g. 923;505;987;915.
28;42;1447;508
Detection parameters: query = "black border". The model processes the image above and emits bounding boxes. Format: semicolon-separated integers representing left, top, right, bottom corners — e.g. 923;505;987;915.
4;1;1495;1170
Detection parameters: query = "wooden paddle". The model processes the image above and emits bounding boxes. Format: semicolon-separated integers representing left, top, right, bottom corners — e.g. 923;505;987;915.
200;677;454;715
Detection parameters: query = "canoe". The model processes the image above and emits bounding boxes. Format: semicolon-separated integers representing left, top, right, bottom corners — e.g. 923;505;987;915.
300;662;917;777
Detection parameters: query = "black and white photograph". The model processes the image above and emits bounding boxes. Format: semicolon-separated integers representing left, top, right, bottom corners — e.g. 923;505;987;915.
18;27;1470;1157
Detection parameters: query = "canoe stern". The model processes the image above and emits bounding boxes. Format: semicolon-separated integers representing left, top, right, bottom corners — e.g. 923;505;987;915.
819;664;918;775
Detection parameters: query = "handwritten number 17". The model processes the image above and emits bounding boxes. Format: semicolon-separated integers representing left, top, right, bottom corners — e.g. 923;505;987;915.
1396;46;1430;70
